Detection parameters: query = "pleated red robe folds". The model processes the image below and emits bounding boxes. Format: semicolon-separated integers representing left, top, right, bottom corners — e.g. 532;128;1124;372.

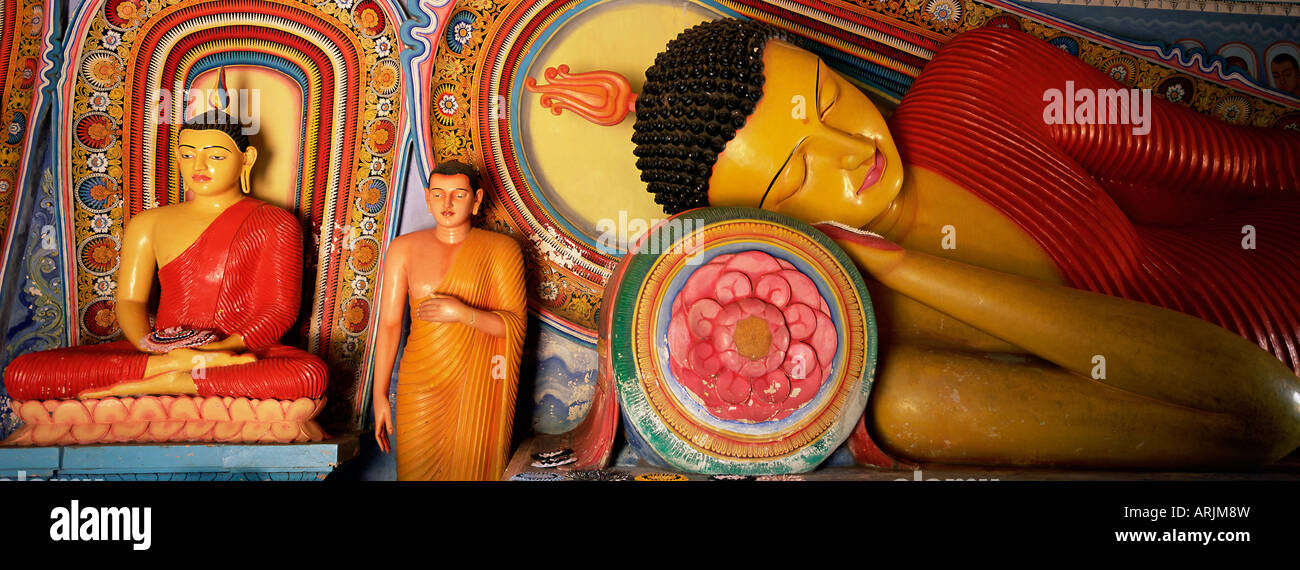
891;28;1300;372
4;197;327;400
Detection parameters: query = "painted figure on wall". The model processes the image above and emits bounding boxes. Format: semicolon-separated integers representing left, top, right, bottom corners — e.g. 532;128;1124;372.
1271;53;1299;96
3;111;327;402
372;160;527;481
627;19;1300;467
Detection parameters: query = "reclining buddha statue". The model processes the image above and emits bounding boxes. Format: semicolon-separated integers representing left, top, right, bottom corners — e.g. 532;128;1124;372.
626;19;1300;468
536;19;1300;468
2;111;328;445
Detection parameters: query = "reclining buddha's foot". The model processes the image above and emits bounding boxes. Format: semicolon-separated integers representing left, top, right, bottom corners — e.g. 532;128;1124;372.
78;370;201;399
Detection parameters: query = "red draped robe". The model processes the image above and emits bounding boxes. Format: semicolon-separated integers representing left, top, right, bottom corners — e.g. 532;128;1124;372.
890;28;1300;372
4;197;327;400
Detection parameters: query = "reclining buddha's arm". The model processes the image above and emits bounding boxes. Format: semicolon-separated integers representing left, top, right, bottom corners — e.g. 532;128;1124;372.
821;224;1300;461
116;211;160;352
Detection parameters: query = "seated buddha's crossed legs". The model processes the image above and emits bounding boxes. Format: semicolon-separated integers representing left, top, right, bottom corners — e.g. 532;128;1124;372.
79;349;259;399
0;342;338;401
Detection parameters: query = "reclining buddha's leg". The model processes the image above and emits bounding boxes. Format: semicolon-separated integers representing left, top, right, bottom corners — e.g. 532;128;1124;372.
870;343;1281;467
823;225;1300;466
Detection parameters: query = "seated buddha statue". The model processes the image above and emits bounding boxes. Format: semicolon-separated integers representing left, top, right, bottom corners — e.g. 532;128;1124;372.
4;111;327;403
624;19;1300;468
370;160;527;481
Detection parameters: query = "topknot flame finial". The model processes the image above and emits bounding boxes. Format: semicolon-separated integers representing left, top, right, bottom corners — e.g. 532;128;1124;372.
523;65;637;127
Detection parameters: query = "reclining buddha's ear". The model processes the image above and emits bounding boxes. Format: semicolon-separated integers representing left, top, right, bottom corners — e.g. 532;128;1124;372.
243;145;259;169
473;188;483;215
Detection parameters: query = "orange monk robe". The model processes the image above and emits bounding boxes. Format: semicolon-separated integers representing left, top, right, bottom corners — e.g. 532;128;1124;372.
395;228;527;481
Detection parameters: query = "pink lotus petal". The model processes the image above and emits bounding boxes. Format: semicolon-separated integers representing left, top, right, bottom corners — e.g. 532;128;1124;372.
710;253;735;265
770;323;790;352
667;314;692;368
739;358;768;378
689;342;721;376
819;296;830;315
681;262;725;308
788;363;821;407
687;299;722;338
724;250;783;280
714;271;752;304
763;348;787;373
781;270;820;307
776;258;795;270
717;348;742;373
716;303;743;326
811;310;837;368
755;274;792;308
782;303;816;341
671;362;707;397
783;342;817;380
716;370;751;405
738;297;767;316
754;371;791;405
763;304;785;326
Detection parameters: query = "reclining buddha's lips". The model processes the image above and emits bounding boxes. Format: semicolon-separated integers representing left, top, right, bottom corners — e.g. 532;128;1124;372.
192;175;211;182
855;151;886;196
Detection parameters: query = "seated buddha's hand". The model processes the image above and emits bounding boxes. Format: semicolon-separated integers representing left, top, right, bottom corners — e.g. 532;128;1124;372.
415;294;471;324
154;347;259;374
192;333;248;353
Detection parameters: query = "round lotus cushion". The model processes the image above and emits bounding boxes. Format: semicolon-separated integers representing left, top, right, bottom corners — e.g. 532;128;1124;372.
601;207;877;474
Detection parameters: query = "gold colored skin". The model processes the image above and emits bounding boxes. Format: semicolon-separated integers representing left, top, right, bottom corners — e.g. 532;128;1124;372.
709;41;1300;466
80;130;262;398
371;173;507;454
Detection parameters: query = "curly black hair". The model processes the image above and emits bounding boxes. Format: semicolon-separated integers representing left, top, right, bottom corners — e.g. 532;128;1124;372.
180;110;250;152
631;19;786;214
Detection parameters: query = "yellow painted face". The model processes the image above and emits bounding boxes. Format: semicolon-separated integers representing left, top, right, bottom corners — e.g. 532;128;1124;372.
426;173;483;228
178;129;255;197
707;40;903;228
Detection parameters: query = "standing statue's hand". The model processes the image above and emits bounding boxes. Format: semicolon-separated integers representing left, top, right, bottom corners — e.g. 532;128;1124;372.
414;294;470;323
374;397;393;454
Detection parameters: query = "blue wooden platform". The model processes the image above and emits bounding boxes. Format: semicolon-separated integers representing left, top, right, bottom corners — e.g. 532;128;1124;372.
0;435;359;481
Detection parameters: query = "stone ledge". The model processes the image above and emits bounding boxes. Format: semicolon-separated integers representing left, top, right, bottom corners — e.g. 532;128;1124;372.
0;435;359;480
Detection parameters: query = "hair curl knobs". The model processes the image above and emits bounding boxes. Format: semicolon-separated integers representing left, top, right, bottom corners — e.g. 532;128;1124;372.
632;19;784;214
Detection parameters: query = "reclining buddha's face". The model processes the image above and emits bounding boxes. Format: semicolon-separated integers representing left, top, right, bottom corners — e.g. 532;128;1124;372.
707;40;903;228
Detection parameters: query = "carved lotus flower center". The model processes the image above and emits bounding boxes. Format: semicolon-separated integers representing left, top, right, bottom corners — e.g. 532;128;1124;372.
666;250;839;423
734;315;771;360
